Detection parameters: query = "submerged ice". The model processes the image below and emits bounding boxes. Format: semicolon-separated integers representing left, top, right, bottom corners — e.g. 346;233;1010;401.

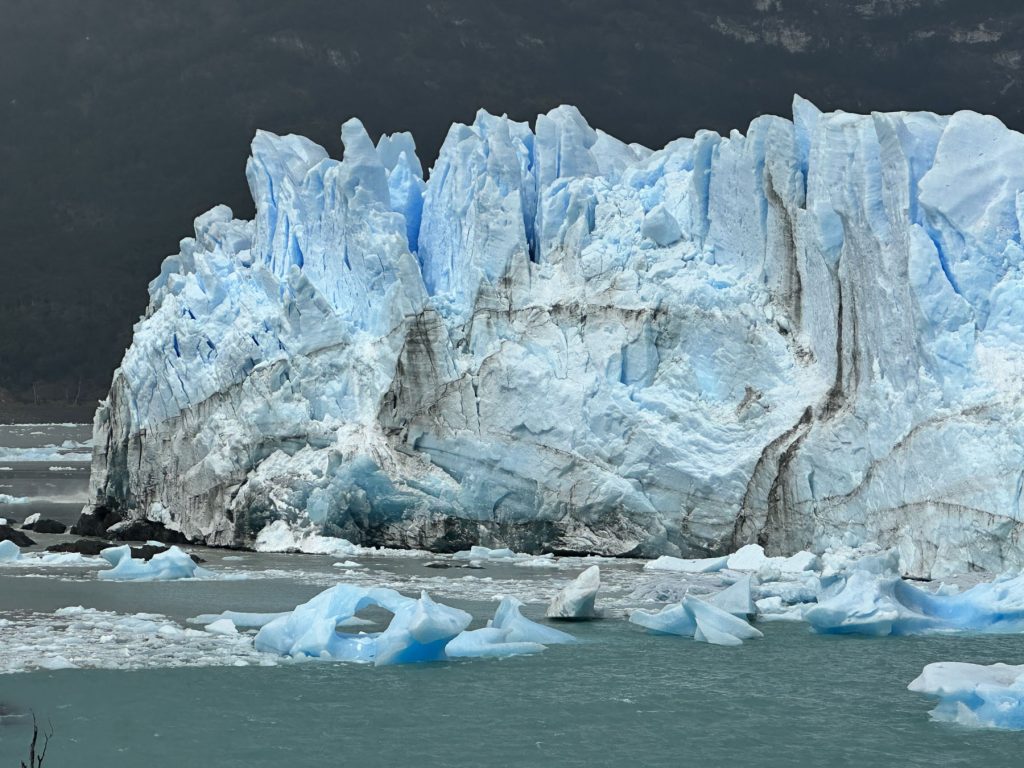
85;98;1024;577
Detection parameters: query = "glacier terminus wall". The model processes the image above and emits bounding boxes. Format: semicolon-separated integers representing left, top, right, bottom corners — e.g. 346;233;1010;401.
86;97;1024;578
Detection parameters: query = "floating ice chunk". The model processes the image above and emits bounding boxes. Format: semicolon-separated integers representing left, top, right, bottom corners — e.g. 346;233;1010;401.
254;519;361;557
445;627;546;658
754;596;809;622
629;602;698;637
98;545;213;582
453;546;518;561
254;584;472;665
546;565;601;619
493;597;575;645
806;570;1024;636
374;591;474;666
687;597;764;646
909;662;1024;730
38;655;78;670
189;611;288;629
0;540;20;562
709;574;755;618
204;618;239;636
333;560;364;568
754;573;821;605
726;544;819;573
0;494;30;505
22;512;40;527
629;595;762;645
644;555;728;573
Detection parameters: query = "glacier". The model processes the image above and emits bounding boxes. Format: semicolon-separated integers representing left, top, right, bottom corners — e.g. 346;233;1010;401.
84;97;1024;578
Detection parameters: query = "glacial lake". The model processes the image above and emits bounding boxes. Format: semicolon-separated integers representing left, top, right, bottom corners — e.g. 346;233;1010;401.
1;425;1023;767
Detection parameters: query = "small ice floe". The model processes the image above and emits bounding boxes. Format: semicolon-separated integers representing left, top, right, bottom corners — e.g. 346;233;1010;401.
333;560;364;568
0;494;30;505
909;662;1024;730
726;544;819;574
806;569;1024;636
546;565;602;620
97;545;217;582
254;584;471;665
629;595;763;646
447;597;575;659
254;519;421;559
0;540;106;568
644;555;728;574
452;546;557;568
708;574;756;618
189;611;290;629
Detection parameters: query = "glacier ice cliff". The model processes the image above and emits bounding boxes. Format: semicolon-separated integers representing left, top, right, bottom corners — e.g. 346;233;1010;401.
86;97;1024;578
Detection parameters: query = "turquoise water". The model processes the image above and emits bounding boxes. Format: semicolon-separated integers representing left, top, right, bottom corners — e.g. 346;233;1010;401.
2;616;1023;767
2;425;1023;766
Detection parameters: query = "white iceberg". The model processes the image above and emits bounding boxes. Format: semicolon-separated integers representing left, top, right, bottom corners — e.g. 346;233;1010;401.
97;545;214;582
644;555;728;574
909;662;1024;730
708;574;756;618
629;595;763;646
0;540;20;562
546;565;601;619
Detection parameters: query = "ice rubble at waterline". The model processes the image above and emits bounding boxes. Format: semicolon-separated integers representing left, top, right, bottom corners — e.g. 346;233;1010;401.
82;96;1024;579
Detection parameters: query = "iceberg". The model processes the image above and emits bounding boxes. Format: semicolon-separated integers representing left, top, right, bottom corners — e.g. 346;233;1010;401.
708;574;756;618
806;570;1024;636
85;98;1024;578
446;596;574;658
97;545;214;582
546;565;602;619
908;662;1024;730
629;595;763;646
0;540;19;562
253;584;472;665
644;555;728;574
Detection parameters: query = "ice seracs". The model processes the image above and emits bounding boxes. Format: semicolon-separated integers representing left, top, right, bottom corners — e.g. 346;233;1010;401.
546;565;602;619
86;97;1024;577
909;662;1024;730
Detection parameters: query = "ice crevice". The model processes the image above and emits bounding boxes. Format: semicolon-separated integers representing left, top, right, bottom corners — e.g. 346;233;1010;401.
83;98;1024;578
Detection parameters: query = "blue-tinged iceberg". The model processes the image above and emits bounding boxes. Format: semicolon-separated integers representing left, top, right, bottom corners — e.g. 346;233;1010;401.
86;98;1024;577
909;662;1024;729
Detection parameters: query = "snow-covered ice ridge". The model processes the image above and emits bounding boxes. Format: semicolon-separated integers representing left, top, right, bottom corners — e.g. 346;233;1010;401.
86;97;1024;578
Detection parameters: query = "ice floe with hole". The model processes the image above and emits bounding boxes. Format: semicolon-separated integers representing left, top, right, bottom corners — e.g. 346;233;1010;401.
0;606;276;674
254;584;471;665
806;570;1024;636
97;545;218;582
546;565;601;619
447;597;575;658
908;662;1024;730
629;595;763;646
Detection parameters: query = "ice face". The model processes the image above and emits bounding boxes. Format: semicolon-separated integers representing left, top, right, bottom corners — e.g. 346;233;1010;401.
909;662;1024;730
546;565;602;619
87;98;1024;577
